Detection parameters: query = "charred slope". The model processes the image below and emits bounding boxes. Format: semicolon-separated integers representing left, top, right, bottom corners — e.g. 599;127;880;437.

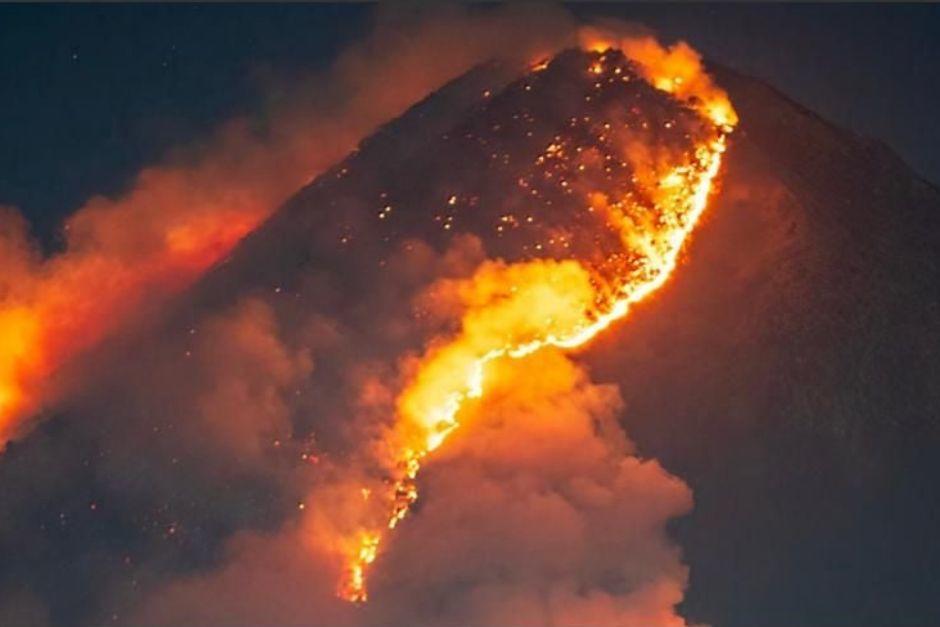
190;48;712;311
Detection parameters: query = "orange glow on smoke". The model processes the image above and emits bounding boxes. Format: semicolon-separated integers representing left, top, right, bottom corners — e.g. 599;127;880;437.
335;38;737;603
0;8;571;449
0;308;40;428
0;206;263;447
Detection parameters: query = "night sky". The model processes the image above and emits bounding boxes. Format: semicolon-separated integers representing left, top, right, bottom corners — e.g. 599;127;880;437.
2;4;939;244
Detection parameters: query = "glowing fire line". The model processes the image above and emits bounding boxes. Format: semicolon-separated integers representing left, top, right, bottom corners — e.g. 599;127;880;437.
337;42;737;602
339;139;729;602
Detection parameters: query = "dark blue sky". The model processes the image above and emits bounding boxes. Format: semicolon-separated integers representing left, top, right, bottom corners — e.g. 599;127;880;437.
2;4;938;243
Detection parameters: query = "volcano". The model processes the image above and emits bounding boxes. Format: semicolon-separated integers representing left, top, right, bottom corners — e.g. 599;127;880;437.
1;42;938;627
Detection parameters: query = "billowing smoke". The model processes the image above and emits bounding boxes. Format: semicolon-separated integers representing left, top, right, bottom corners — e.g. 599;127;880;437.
0;5;577;447
0;7;739;627
130;349;693;627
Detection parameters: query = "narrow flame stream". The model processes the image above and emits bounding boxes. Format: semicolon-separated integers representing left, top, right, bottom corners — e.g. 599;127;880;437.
337;40;736;603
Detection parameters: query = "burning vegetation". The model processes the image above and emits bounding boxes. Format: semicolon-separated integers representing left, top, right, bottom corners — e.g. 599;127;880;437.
322;39;737;603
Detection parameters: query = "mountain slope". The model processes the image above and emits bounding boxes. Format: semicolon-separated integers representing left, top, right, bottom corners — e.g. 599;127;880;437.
179;51;940;626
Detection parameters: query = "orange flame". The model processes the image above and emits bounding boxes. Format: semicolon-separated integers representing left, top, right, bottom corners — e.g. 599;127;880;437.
0;308;40;424
579;29;738;130
335;39;737;603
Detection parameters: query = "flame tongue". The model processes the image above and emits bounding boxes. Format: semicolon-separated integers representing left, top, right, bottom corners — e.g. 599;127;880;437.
336;41;736;604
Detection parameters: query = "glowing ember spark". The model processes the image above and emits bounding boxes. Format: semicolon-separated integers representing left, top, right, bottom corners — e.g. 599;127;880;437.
335;39;737;603
531;58;550;72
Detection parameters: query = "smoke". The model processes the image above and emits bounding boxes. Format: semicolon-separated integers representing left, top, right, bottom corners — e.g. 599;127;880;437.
128;351;693;627
38;224;704;625
365;351;693;626
96;297;312;483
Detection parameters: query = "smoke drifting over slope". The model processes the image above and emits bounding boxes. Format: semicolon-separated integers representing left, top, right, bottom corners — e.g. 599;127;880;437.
134;353;693;627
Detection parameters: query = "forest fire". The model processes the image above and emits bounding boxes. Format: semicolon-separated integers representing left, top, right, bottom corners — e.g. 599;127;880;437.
335;38;736;603
3;7;932;625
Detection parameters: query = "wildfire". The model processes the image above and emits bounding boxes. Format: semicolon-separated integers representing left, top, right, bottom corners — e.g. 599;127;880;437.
342;531;381;603
579;30;738;131
335;39;737;603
